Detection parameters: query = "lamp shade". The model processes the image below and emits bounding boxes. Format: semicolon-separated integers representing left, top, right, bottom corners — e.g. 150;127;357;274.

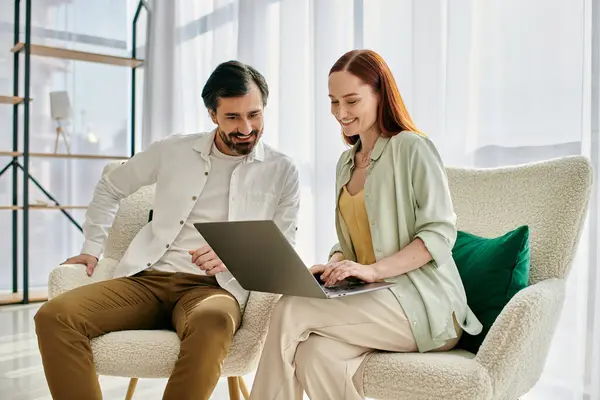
49;91;72;120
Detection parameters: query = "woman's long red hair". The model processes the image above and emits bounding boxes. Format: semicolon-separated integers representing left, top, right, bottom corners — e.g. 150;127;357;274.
329;49;422;145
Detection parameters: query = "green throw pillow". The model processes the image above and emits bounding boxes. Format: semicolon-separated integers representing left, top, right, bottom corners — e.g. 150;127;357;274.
452;225;531;353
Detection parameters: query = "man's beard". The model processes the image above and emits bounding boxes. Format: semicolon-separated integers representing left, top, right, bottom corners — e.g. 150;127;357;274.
218;127;261;155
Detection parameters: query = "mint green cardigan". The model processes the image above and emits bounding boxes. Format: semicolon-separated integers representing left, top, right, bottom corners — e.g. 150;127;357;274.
330;132;482;352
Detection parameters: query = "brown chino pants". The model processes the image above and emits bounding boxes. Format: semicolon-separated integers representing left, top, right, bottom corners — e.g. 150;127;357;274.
34;270;241;400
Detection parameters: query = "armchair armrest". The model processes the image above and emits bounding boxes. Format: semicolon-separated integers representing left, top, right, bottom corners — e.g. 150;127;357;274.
48;258;119;299
475;278;566;399
223;291;281;376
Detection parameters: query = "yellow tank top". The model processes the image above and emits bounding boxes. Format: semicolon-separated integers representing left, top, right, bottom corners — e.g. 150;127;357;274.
338;186;376;265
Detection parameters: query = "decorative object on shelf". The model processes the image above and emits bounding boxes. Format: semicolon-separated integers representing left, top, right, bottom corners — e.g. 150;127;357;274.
49;91;72;154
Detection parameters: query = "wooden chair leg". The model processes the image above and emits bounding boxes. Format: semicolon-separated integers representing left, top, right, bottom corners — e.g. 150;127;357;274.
125;378;138;400
238;376;249;400
228;376;241;400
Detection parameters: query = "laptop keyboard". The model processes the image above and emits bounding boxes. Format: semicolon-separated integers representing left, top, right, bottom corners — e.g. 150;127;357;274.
323;286;347;293
323;284;365;294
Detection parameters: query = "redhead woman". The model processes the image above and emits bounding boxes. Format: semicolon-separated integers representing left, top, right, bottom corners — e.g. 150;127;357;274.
249;49;482;400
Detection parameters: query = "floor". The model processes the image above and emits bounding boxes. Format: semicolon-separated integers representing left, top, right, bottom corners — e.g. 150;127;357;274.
0;303;256;400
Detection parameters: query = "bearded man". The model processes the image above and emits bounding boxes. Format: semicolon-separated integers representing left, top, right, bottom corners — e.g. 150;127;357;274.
34;60;300;400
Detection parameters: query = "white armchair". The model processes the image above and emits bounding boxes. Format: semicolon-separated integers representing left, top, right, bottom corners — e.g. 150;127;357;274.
47;163;279;400
362;155;593;400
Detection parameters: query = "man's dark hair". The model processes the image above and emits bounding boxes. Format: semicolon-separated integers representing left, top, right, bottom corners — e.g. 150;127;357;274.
201;60;269;112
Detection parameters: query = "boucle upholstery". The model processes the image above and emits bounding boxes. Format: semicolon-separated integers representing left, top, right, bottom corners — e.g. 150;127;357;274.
362;156;593;400
362;350;491;399
48;156;593;399
446;155;592;284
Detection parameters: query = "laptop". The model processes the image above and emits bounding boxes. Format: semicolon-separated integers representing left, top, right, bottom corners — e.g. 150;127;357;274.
194;220;395;299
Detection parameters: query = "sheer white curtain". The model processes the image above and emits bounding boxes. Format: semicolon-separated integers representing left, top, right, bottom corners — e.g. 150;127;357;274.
143;0;600;398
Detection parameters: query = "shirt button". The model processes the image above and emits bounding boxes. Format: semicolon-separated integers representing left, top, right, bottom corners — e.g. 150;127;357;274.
413;321;418;326
370;220;375;226
147;263;151;267
192;196;197;201
180;220;184;225
376;248;381;252
204;172;208;176
165;244;170;248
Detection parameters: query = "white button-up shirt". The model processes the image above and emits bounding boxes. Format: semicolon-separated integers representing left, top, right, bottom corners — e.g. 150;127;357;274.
151;142;245;275
81;130;300;311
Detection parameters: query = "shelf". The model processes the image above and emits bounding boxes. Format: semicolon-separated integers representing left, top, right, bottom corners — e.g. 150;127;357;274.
0;206;21;210
30;152;129;160
0;95;26;105
0;288;48;305
0;205;87;210
30;205;88;210
0;151;128;160
11;42;144;68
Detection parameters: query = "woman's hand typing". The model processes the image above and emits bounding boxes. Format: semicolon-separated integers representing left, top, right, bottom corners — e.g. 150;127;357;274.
310;261;379;287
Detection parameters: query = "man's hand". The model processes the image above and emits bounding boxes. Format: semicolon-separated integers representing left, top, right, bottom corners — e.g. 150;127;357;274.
188;245;227;276
63;254;98;277
310;260;379;287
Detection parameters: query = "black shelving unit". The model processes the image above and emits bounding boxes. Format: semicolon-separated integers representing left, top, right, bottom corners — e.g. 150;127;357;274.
0;0;149;305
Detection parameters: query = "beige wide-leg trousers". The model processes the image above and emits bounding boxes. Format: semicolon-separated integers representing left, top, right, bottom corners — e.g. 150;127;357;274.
249;288;422;400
